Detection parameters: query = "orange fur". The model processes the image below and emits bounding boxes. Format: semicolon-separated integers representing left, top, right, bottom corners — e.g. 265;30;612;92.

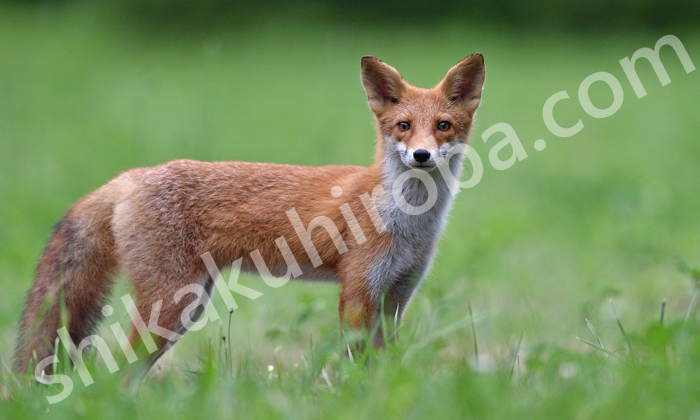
15;54;486;375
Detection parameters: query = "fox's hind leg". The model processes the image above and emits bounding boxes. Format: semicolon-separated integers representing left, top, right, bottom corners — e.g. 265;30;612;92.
124;268;215;377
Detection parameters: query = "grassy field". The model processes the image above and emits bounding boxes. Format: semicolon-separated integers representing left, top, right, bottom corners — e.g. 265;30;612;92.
1;4;700;418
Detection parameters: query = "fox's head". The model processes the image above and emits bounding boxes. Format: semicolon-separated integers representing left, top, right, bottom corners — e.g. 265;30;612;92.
361;54;485;172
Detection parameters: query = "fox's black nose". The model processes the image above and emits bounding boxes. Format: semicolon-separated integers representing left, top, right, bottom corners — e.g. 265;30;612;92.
413;149;431;163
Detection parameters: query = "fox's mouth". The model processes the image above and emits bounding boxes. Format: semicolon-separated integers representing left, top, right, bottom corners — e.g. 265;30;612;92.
409;162;437;171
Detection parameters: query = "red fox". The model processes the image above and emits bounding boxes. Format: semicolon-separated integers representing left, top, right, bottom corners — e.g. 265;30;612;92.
15;53;485;376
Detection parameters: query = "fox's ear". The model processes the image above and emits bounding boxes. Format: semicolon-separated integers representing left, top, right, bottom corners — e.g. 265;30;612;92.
361;56;406;114
440;53;486;111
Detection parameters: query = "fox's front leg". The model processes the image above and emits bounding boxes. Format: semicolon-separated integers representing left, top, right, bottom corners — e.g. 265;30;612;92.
338;275;415;354
374;280;415;347
336;237;420;353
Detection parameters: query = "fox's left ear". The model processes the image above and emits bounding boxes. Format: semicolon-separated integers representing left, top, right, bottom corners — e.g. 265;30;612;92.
439;53;486;111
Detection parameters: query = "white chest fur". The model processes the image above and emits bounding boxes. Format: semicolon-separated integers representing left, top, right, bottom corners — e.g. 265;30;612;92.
366;138;464;300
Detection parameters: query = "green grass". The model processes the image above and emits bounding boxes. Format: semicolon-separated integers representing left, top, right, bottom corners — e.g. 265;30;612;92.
2;3;700;418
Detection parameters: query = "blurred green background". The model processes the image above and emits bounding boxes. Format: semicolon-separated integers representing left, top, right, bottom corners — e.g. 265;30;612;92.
1;0;700;418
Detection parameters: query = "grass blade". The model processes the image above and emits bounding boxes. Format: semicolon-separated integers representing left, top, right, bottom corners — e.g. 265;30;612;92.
685;289;698;324
2;358;21;390
227;308;234;376
660;299;667;326
585;318;604;349
420;312;487;347
468;302;479;360
575;336;627;365
609;300;639;366
507;332;523;379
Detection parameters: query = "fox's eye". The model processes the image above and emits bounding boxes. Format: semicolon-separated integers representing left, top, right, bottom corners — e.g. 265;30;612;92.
437;121;452;132
397;122;411;132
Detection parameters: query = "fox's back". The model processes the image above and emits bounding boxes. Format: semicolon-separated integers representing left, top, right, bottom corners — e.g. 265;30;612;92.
112;159;370;278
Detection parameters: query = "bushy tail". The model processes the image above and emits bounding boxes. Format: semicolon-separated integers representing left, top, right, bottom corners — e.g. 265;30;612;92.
14;182;123;375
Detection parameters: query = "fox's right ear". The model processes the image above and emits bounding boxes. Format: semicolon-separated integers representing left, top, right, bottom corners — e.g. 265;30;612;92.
361;56;406;114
